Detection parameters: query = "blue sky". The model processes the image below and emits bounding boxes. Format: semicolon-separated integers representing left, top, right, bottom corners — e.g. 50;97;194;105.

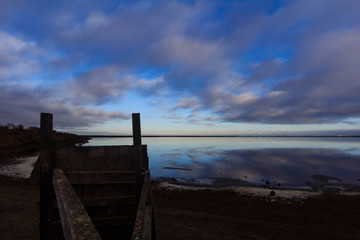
1;0;360;135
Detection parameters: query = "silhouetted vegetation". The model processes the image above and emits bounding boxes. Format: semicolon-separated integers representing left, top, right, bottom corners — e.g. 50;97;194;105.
0;124;87;160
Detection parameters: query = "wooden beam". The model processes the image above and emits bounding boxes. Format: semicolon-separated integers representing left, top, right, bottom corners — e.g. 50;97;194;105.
53;169;101;240
40;112;53;151
132;113;144;205
90;216;136;227
80;195;137;207
132;113;141;146
40;112;55;240
132;171;157;240
53;216;136;231
65;171;136;185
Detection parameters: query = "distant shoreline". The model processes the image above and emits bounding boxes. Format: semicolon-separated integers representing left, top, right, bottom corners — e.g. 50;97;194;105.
80;135;360;138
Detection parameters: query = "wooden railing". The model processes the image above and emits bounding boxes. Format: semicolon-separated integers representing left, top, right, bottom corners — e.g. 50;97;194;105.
53;169;101;240
41;113;156;240
132;171;157;240
53;168;157;240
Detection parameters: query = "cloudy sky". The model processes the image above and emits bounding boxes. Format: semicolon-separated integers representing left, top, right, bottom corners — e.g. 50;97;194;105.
1;0;360;135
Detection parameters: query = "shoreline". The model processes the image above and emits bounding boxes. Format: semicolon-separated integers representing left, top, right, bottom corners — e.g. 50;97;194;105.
82;135;360;139
151;175;360;197
1;148;359;201
1;155;360;198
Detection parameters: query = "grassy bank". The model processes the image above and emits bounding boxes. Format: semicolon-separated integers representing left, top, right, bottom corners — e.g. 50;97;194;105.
0;124;88;161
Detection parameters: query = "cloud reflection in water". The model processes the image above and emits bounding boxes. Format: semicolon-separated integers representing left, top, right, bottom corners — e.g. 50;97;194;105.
153;148;360;186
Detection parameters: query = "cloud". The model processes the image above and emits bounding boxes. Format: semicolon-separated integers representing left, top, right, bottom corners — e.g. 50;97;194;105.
0;84;130;128
1;0;360;129
133;76;165;96
161;1;360;125
0;32;41;83
65;65;168;105
66;65;132;105
161;113;183;120
168;97;201;111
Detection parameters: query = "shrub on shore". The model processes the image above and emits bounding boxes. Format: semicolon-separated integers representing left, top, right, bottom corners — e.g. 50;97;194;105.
0;124;84;160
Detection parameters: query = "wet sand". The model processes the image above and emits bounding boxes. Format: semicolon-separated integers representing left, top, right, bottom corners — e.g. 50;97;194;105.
1;175;360;240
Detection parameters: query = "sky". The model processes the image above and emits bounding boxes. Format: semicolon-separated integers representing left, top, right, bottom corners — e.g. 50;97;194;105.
1;0;360;135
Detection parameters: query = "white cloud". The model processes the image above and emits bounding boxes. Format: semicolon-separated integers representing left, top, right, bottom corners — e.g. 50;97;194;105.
66;65;132;104
168;97;202;111
0;32;34;52
135;77;164;88
230;92;258;105
267;91;285;97
0;32;42;83
85;11;110;30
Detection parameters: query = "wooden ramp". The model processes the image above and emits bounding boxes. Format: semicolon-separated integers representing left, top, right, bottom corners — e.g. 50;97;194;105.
39;113;157;240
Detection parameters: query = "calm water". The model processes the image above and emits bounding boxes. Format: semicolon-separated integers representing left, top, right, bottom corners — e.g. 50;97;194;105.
85;137;360;186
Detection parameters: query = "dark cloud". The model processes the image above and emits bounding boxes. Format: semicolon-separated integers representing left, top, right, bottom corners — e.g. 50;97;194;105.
66;65;132;105
65;65;167;104
192;2;360;124
0;85;130;128
229;29;360;124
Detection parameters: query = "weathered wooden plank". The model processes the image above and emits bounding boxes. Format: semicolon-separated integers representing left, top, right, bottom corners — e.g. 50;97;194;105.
134;145;144;204
91;216;136;227
80;195;137;207
65;171;136;185
55;146;135;171
72;183;136;198
53;196;137;209
141;145;149;171
132;171;156;240
142;205;152;240
132;175;148;240
53;169;101;240
149;182;157;240
53;215;135;230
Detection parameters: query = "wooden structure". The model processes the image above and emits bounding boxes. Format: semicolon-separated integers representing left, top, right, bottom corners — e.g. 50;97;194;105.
39;113;157;240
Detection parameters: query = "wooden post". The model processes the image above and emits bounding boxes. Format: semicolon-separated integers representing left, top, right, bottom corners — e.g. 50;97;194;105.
132;113;141;146
40;113;55;240
132;113;144;206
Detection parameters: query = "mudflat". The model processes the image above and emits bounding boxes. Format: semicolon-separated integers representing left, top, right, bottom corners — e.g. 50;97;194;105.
153;187;360;240
1;175;360;240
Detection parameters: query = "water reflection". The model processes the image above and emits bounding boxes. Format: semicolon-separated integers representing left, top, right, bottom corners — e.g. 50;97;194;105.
86;137;360;186
152;148;360;186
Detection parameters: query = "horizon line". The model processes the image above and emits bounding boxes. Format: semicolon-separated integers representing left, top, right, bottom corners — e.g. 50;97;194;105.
80;134;360;138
